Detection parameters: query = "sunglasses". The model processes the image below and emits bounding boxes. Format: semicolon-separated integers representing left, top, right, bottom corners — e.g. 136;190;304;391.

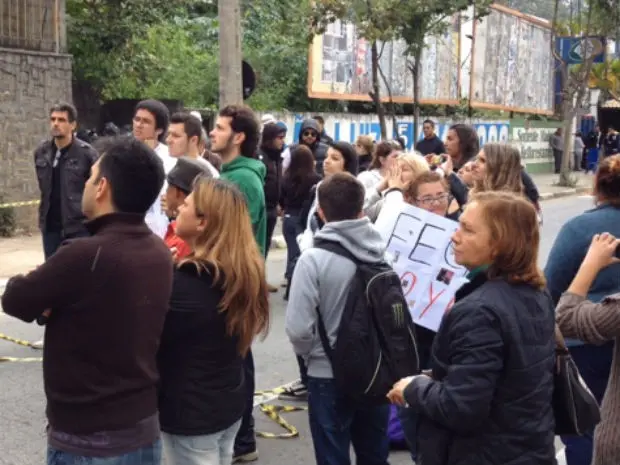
303;131;317;138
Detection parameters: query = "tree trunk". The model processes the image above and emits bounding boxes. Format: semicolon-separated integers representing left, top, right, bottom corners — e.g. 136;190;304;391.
371;42;387;139
412;46;422;149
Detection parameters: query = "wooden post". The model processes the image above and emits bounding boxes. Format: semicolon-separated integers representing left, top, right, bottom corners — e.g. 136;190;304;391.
218;0;243;107
54;0;59;53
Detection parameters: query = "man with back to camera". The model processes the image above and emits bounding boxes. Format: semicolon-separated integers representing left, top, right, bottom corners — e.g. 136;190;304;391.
132;99;176;238
2;136;173;465
209;104;265;463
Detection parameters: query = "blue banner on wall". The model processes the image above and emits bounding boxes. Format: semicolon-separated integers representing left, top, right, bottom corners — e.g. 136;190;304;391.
292;117;510;152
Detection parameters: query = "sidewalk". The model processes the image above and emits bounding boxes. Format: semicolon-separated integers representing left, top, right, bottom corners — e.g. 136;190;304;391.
0;172;592;284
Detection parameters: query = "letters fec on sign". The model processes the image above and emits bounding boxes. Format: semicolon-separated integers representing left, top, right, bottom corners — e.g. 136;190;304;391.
374;203;469;332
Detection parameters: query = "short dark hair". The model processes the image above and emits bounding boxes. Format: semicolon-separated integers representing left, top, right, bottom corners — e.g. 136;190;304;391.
134;99;170;142
219;105;260;158
170;112;203;141
331;141;359;175
94;136;165;215
423;119;435;127
318;172;364;222
312;115;325;126
49;103;77;123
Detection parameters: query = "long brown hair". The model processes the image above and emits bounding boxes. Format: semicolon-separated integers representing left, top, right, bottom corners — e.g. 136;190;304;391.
181;177;270;355
471;143;523;195
370;140;400;170
594;154;620;206
470;191;545;289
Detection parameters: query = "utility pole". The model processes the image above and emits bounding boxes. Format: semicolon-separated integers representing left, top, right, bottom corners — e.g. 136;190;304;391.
218;0;243;107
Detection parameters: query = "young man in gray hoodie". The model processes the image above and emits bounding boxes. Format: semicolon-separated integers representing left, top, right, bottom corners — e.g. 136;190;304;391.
285;173;390;465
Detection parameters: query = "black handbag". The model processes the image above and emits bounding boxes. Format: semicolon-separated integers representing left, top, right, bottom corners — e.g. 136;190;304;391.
552;325;602;435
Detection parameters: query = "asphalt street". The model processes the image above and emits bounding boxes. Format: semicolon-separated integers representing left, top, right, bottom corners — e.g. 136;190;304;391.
0;194;596;465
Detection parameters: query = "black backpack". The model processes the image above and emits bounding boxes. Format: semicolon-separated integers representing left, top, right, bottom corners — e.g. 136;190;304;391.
314;238;420;403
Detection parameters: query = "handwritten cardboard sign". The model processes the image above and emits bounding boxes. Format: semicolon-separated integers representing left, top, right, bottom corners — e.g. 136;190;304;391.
374;203;468;331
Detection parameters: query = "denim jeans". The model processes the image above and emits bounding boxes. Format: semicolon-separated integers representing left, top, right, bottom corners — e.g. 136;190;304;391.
42;230;63;260
282;214;302;280
43;230;89;260
234;349;256;456
561;341;613;465
307;377;390;465
162;420;241;465
47;439;162;465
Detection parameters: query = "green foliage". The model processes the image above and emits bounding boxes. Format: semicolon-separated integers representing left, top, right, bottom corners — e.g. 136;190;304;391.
101;24;219;106
0;196;16;238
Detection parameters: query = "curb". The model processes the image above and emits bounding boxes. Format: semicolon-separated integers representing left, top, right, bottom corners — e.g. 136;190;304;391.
538;186;591;201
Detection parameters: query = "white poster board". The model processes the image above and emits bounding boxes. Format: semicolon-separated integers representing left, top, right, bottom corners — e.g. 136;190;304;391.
375;203;469;331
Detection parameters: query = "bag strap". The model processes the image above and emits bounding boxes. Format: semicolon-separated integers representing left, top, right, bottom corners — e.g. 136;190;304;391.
315;305;335;366
313;238;358;264
313;238;358;368
555;324;569;354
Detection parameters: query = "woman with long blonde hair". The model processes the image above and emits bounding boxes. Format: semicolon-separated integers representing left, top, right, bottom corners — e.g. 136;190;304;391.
157;177;270;465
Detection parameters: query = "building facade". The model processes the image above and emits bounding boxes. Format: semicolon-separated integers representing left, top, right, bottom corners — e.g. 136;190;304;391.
0;0;72;232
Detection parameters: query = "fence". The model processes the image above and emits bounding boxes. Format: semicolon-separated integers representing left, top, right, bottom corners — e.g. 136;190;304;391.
0;0;64;53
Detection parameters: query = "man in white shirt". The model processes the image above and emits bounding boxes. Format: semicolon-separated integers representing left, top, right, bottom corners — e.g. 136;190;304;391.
132;100;176;238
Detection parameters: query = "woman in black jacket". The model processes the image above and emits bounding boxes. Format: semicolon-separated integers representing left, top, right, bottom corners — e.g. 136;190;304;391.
157;177;270;465
388;191;556;465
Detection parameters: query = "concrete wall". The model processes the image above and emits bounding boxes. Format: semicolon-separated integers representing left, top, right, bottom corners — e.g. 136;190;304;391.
0;48;73;232
509;119;561;173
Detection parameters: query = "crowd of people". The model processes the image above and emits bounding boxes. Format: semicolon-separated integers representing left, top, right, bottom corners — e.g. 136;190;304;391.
2;100;620;465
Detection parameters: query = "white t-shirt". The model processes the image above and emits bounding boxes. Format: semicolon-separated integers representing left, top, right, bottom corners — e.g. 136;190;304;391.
145;143;176;238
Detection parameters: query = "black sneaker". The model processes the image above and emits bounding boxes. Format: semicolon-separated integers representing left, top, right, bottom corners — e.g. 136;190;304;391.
278;380;308;401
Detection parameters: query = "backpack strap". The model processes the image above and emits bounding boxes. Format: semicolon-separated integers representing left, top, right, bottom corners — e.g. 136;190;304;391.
313;238;359;368
313;238;358;264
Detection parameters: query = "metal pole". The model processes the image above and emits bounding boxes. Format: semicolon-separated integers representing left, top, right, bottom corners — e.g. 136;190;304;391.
218;0;243;107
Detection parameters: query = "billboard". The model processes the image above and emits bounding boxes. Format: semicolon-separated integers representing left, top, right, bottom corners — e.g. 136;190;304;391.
307;17;461;105
308;4;555;115
467;5;554;114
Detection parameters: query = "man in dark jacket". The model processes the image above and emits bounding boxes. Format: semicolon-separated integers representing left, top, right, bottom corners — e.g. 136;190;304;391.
35;103;98;260
297;119;329;176
415;119;446;155
2;136;172;465
312;115;334;146
258;123;286;292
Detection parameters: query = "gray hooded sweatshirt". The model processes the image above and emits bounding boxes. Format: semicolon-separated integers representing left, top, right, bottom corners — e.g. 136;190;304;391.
285;217;386;378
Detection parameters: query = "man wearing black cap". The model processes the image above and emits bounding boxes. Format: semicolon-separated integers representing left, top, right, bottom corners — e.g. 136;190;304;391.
163;157;215;260
258;123;286;292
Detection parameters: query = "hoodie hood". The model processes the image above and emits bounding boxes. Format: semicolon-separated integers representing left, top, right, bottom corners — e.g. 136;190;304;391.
314;217;385;264
221;155;266;183
298;119;322;144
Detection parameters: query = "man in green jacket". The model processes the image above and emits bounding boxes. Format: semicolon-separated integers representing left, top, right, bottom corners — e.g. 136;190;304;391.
209;104;265;463
210;105;266;256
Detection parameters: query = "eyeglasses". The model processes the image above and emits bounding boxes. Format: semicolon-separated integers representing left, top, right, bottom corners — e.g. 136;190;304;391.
416;194;450;205
303;131;317;138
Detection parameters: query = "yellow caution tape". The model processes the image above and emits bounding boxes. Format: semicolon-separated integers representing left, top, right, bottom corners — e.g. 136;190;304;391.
257;403;307;439
1;333;307;438
0;200;40;209
0;332;40;349
0;356;43;362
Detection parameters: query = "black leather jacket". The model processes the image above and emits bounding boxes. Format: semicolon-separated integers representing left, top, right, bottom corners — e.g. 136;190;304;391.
34;137;98;236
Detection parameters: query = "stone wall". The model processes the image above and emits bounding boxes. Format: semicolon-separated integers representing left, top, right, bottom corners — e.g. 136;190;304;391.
0;47;73;233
